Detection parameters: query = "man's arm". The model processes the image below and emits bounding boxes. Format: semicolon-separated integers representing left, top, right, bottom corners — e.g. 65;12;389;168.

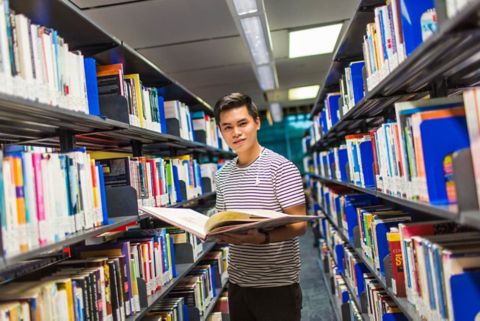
218;203;307;245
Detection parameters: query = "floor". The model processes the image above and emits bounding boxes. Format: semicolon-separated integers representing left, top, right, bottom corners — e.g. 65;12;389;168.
299;228;336;321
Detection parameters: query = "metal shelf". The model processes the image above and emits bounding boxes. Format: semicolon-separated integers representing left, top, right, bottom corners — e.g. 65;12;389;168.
126;241;217;321
0;215;139;271
310;175;463;222
321;212;421;321
0;91;234;157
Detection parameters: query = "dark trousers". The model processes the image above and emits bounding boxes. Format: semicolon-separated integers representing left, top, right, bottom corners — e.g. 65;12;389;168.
228;282;302;321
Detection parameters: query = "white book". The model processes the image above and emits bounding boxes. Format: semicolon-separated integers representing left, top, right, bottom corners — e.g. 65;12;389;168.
463;88;480;208
0;0;11;79
15;15;34;89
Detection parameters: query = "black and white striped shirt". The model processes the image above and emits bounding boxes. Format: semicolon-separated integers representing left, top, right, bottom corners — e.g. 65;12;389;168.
216;148;305;287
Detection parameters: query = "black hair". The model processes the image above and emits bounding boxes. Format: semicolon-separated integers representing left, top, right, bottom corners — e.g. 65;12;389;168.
214;92;259;124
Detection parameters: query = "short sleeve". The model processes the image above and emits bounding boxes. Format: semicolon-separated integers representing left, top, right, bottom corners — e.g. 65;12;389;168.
273;161;305;210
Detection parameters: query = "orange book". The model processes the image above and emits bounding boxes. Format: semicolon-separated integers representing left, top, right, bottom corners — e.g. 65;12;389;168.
12;156;28;252
96;63;123;77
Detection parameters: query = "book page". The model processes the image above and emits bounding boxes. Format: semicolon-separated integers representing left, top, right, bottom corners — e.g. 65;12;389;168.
140;207;209;239
206;215;315;237
221;209;288;218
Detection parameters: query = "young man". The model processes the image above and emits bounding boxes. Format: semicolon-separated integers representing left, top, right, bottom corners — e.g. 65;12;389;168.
214;92;306;321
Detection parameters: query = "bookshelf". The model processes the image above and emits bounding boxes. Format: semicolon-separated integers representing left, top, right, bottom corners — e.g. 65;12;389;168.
9;0;213;113
305;1;480;321
0;1;232;320
319;208;421;321
125;241;222;321
310;0;480;150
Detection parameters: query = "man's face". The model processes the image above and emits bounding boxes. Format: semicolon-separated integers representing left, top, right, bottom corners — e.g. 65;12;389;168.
218;105;260;154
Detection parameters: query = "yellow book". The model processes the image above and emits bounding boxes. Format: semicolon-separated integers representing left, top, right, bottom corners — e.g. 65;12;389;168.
124;74;145;128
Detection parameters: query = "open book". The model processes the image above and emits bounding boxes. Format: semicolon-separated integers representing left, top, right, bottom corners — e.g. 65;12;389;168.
139;207;318;240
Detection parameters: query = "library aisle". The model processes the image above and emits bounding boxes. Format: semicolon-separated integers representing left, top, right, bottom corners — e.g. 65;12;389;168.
300;229;336;321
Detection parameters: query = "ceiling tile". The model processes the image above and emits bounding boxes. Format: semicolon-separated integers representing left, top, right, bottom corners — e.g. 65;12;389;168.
83;0;239;48
276;54;332;89
138;36;250;73
265;0;356;30
170;63;257;91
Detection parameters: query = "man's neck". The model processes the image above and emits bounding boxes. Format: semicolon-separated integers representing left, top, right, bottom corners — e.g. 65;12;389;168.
237;143;263;167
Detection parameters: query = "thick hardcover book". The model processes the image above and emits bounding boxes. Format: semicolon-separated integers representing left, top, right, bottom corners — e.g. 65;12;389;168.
139;207;317;241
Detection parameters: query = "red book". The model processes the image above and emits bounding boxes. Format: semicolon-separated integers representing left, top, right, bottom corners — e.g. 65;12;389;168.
387;230;406;297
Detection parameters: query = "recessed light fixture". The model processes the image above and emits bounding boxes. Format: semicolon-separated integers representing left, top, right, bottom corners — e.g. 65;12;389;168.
232;0;258;15
288;85;320;100
289;23;343;58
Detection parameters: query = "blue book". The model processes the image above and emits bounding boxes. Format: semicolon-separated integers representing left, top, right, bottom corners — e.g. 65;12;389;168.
96;163;109;225
343;194;380;242
169;234;177;277
172;164;183;203
320;110;328;134
451;271;480;321
359;140;375;188
156;94;167;133
354;262;368;297
338;148;348;182
335;243;345;273
400;0;435;56
326;93;341;126
349;61;365;105
419;114;470;204
84;58;100;116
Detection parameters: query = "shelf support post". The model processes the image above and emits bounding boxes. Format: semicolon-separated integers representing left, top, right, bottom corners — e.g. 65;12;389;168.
59;129;76;152
430;78;448;98
131;140;143;157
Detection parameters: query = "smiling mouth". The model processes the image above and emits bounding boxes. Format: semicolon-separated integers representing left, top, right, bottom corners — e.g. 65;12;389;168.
233;139;246;145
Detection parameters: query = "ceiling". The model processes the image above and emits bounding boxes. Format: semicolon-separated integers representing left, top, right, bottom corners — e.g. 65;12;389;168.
69;0;357;111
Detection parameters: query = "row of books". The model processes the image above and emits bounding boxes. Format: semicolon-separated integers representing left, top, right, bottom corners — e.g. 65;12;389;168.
320;237;405;321
0;148;109;258
143;245;229;321
363;1;436;91
0;0;90;112
92;63;229;151
314;183;480;321
98;156;219;207
0;227;178;321
306;92;480;206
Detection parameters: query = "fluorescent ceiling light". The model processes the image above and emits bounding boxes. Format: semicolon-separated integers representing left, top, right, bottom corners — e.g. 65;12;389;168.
289;23;343;58
240;16;270;65
232;0;257;15
269;102;283;122
288;85;319;100
256;65;276;91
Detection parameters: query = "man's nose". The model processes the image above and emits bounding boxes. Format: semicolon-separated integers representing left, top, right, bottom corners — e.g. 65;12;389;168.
233;126;241;136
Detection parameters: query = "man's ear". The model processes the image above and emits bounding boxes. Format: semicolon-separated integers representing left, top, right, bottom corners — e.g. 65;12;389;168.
255;116;261;130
